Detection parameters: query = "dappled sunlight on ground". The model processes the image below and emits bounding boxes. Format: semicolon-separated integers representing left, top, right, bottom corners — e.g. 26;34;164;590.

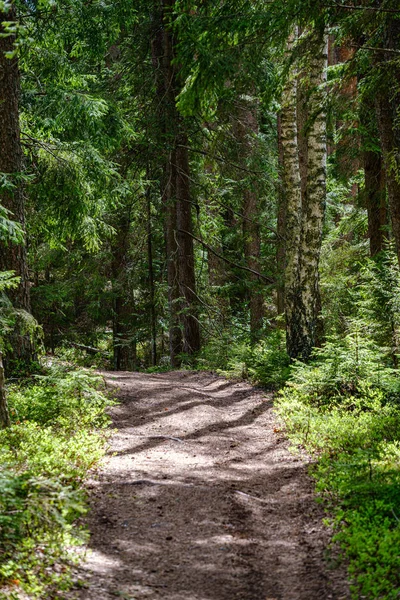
72;371;349;600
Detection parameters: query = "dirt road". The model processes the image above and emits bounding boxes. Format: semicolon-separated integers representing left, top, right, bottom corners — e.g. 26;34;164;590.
74;371;349;600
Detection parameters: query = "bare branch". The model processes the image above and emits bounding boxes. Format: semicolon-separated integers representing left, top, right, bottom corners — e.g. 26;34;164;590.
178;229;275;284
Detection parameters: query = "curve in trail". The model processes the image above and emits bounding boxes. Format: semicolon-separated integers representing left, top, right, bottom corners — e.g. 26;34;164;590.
74;371;349;600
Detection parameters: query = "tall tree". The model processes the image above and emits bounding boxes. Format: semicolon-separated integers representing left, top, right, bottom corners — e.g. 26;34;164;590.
154;0;201;365
297;28;328;360
280;29;303;359
0;4;34;370
276;114;287;317
176;133;201;355
146;179;158;367
281;27;328;361
111;211;137;371
234;95;264;340
152;2;183;366
360;103;387;257
375;17;400;263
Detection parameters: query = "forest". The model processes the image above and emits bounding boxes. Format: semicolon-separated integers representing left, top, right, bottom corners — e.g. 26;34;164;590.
1;0;400;598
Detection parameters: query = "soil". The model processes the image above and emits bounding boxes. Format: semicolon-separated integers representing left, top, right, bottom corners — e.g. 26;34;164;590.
73;370;350;600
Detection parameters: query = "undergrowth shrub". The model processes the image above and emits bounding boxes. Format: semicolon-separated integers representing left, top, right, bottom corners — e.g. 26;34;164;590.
8;367;111;429
0;365;113;599
276;329;400;600
286;323;400;405
53;345;112;370
198;328;290;388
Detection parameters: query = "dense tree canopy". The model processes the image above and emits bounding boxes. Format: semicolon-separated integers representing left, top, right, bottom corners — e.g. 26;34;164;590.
0;0;397;373
1;0;400;596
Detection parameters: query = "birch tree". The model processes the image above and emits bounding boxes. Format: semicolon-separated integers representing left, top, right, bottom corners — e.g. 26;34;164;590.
281;27;328;361
297;29;328;360
280;29;303;359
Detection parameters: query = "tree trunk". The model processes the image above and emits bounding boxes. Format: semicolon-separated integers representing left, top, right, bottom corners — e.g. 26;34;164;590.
176;135;201;354
111;215;136;371
147;181;157;367
375;18;400;264
281;29;303;359
112;296;137;371
282;28;328;361
243;186;263;339
359;81;387;257
234;95;264;340
155;0;200;364
376;95;400;263
0;5;34;371
164;149;183;366
276;114;286;316
153;1;183;367
0;353;10;428
297;30;328;361
364;149;387;257
297;65;308;205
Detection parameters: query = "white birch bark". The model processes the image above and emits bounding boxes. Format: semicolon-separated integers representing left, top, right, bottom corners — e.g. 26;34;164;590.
298;30;328;360
281;28;303;359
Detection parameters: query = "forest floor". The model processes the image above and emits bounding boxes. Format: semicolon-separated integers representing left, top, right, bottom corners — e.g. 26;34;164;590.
72;370;350;600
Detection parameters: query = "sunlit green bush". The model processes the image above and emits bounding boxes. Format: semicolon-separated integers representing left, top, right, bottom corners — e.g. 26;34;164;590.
198;328;290;389
276;336;400;600
0;366;112;598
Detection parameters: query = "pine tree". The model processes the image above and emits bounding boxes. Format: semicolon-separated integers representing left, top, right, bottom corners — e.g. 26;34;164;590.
0;3;34;371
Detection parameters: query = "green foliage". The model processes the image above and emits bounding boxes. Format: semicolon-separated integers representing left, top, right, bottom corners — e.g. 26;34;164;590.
8;367;111;428
0;206;42;364
198;328;290;388
53;345;112;369
2;0;399;594
0;208;24;351
0;365;112;598
0;204;23;245
287;325;400;406
0;273;19;348
321;224;400;368
334;505;400;600
277;334;400;599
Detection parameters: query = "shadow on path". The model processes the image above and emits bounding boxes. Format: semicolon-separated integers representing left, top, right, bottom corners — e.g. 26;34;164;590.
74;371;349;600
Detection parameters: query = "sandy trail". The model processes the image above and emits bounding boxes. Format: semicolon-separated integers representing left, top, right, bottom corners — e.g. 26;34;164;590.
74;370;349;600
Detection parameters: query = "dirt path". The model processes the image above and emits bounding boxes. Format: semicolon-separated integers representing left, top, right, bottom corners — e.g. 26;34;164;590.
74;371;349;600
